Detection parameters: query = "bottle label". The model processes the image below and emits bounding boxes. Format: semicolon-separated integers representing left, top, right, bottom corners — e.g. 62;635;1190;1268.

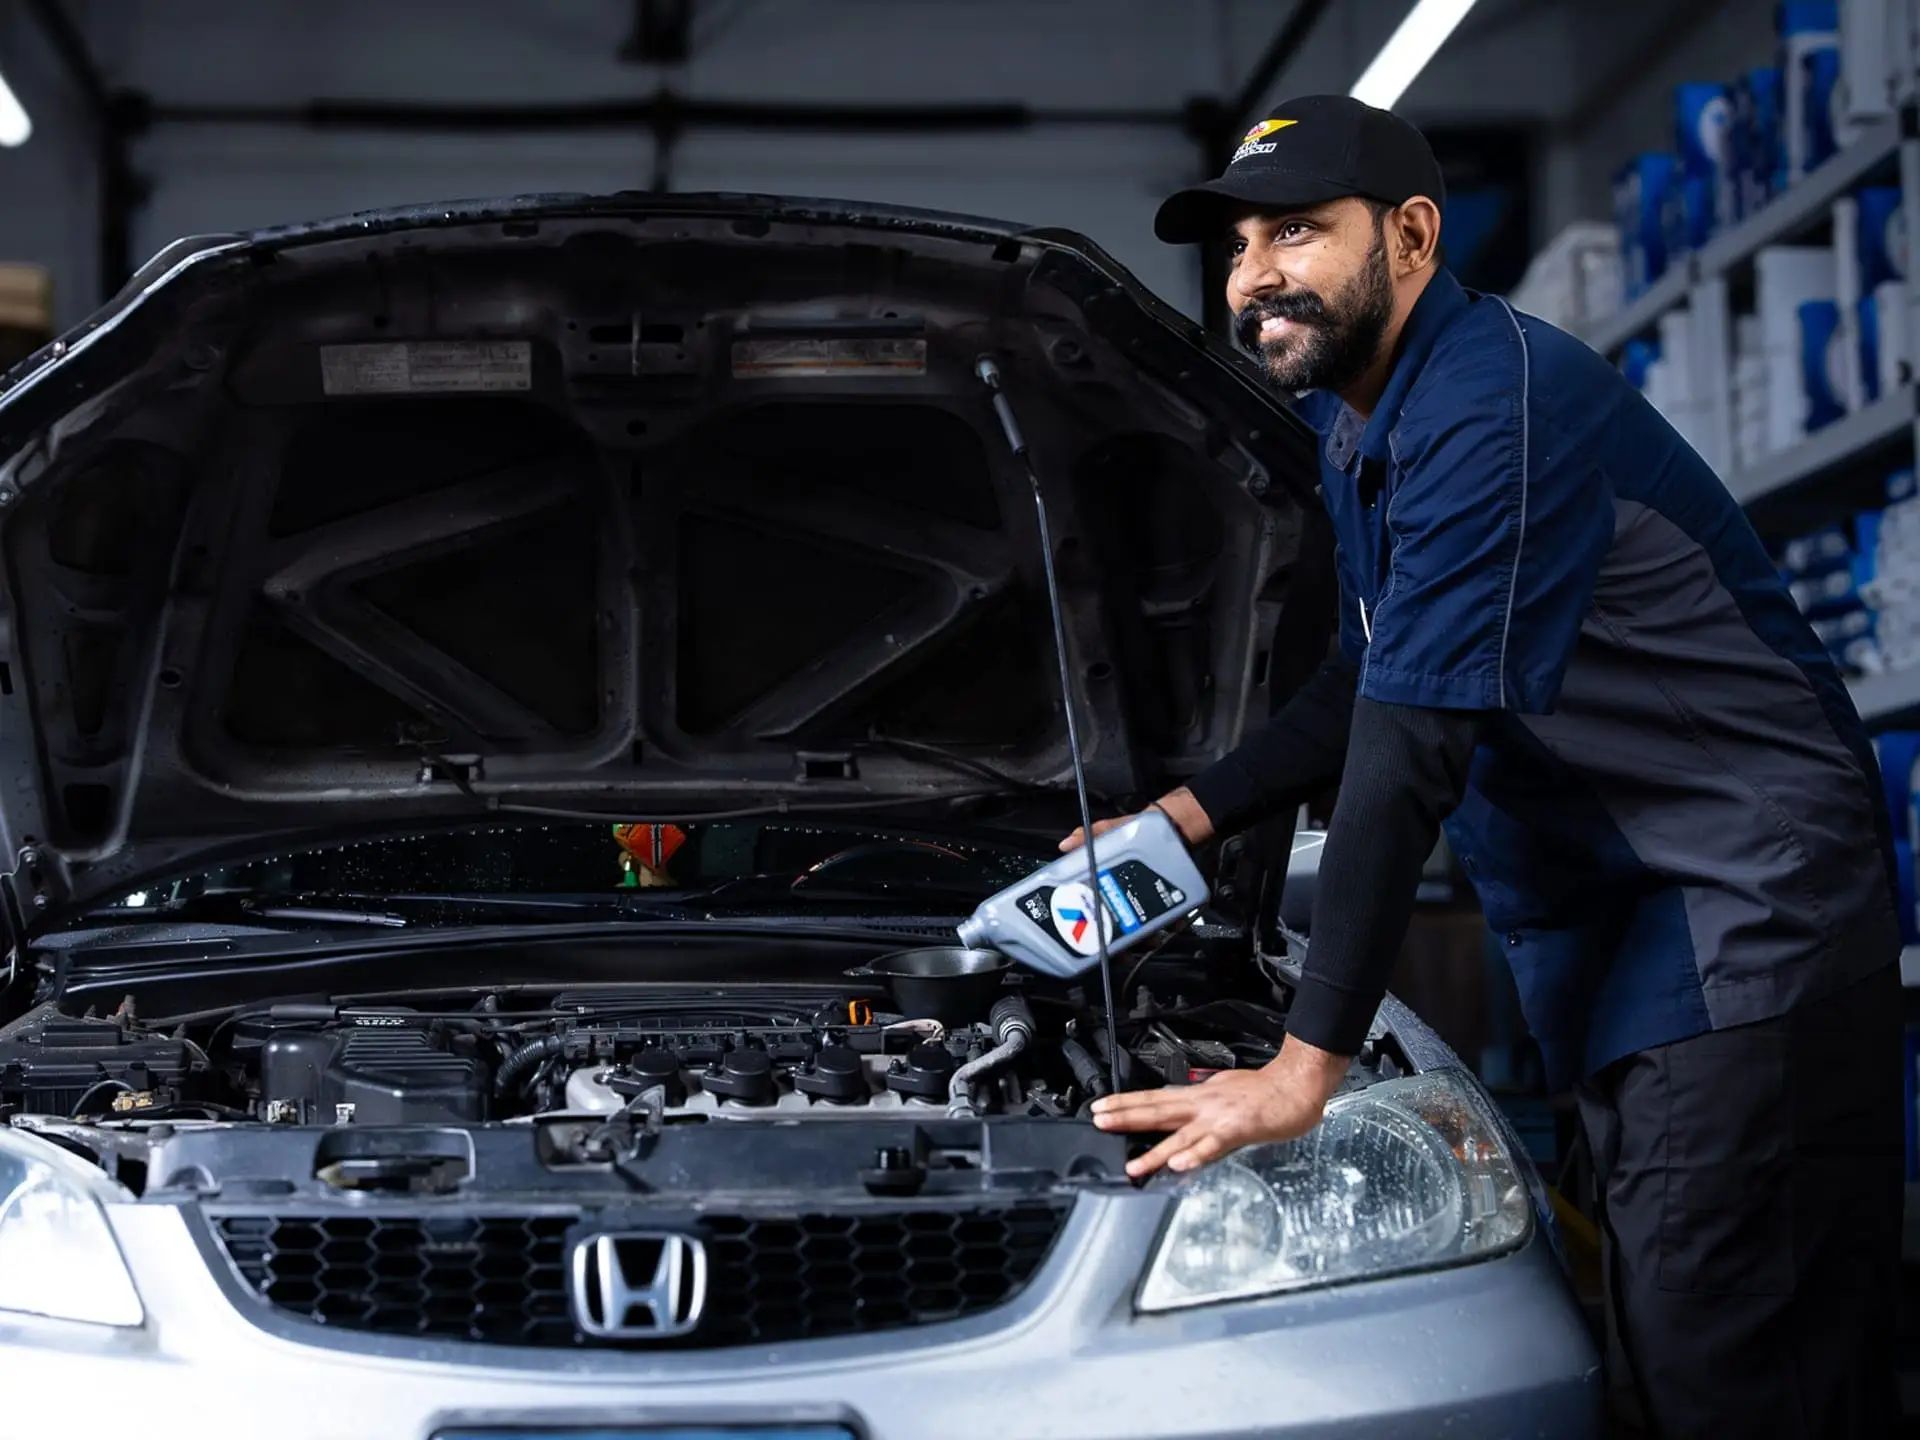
1016;860;1188;957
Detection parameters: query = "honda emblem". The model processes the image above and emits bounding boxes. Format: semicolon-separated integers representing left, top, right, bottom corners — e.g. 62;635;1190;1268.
570;1231;708;1339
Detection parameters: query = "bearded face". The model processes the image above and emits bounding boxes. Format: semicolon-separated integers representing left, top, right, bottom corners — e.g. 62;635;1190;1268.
1230;212;1396;394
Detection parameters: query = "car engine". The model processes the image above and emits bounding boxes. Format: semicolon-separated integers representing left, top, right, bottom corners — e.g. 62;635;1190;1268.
0;972;1314;1130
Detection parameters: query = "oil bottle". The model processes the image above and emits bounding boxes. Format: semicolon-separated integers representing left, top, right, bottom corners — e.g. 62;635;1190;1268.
957;810;1209;979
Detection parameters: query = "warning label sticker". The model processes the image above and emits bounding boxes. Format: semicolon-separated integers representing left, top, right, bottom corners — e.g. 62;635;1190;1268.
319;341;533;396
730;337;927;378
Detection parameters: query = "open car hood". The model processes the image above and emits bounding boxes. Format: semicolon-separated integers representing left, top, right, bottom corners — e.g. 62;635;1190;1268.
0;192;1317;927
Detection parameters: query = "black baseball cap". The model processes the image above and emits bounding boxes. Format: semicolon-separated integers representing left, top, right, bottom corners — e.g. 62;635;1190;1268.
1154;94;1446;244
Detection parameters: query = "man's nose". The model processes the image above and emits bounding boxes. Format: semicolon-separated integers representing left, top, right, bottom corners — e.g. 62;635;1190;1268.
1228;253;1283;311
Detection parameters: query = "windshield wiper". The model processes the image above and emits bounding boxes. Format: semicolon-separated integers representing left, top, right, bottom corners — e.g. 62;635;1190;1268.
637;871;992;908
80;891;627;929
243;903;407;928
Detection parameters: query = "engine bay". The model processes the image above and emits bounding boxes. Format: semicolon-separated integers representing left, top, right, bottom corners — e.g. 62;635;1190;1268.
0;940;1401;1152
0;975;1321;1130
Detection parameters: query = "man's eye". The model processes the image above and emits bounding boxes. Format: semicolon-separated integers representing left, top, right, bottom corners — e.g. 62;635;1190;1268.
1229;239;1249;258
1280;222;1311;241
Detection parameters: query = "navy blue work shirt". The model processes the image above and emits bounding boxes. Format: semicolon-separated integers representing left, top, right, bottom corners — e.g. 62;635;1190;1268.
1294;268;1898;1087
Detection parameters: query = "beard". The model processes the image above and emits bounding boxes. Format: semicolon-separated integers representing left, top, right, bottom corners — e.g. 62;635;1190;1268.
1233;236;1394;393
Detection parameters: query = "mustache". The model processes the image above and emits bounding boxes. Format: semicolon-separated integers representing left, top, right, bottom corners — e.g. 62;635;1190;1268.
1234;293;1327;349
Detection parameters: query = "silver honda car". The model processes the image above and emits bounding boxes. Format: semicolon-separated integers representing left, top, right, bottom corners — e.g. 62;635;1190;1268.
0;193;1602;1439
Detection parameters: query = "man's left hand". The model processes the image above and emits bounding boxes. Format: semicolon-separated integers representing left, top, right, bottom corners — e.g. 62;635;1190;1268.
1090;1037;1351;1179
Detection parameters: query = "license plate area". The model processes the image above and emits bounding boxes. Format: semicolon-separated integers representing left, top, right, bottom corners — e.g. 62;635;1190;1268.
436;1430;859;1440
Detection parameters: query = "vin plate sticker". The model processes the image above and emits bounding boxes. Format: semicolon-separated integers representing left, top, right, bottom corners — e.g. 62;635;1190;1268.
730;337;926;378
320;340;532;396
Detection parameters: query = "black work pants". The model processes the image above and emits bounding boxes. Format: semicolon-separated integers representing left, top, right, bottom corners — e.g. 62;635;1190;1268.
1573;963;1904;1439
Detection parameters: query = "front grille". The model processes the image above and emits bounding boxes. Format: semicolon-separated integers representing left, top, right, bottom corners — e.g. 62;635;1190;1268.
207;1200;1070;1348
211;1212;579;1346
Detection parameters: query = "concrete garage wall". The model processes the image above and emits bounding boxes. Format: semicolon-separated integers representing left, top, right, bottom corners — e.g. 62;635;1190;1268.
0;0;1778;328
91;0;1228;320
0;3;102;328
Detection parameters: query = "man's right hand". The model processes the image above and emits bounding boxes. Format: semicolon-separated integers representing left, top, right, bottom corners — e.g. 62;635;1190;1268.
1060;786;1215;853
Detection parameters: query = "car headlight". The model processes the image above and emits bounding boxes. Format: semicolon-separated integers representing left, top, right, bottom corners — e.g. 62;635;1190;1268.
1137;1070;1532;1312
0;1130;142;1327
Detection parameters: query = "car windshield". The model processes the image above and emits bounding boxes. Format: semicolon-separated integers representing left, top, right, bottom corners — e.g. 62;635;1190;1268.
83;819;1049;924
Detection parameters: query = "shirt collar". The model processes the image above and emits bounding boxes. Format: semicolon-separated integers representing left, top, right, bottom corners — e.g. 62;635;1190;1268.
1319;268;1470;470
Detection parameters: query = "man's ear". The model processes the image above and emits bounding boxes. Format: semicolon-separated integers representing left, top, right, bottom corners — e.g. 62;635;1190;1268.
1389;197;1442;277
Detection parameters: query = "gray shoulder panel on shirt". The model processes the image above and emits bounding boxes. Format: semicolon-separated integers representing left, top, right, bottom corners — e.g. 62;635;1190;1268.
1517;499;1888;1024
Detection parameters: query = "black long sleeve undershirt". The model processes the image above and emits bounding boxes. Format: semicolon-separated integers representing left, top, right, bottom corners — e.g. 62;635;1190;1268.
1285;698;1484;1056
1186;652;1360;834
1188;669;1483;1058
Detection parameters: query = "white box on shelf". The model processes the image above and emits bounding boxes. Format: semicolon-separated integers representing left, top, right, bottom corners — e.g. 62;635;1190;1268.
1644;356;1674;416
1643;360;1674;422
1900;0;1920;104
1758;245;1839;350
1658;310;1697;401
1767;349;1810;453
1843;0;1898;119
1508;221;1625;335
1835;197;1869;410
1869;278;1913;395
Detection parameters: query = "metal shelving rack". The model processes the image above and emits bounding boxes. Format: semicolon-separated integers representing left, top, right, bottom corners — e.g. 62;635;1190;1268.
1577;104;1920;729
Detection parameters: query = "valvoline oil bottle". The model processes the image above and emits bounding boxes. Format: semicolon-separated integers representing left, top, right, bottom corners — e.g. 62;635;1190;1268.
957;810;1209;979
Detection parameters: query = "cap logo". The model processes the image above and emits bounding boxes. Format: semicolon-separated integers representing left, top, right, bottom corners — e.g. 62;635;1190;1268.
1233;117;1296;164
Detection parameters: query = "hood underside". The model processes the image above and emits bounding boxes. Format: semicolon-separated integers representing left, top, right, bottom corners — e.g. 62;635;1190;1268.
0;193;1316;920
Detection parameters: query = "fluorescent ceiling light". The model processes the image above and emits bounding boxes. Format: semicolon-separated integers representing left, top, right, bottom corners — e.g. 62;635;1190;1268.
0;66;31;148
1350;0;1480;111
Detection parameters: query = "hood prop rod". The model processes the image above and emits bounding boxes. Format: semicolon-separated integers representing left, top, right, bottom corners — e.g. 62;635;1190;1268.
974;355;1122;1097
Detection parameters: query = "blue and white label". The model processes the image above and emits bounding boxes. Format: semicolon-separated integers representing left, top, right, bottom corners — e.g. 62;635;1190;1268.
1098;870;1143;933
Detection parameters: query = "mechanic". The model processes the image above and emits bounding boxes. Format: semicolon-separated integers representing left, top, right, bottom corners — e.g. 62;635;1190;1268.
1069;94;1904;1438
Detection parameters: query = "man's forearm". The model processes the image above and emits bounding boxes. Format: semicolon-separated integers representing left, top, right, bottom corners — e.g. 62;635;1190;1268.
1185;652;1360;836
1283;697;1483;1057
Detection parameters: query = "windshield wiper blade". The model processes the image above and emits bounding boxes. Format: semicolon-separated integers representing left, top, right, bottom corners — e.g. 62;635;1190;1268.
637;872;990;908
84;891;622;929
242;903;406;928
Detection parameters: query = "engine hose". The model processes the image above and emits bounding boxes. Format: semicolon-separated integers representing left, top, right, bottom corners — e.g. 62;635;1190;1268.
1091;1027;1134;1090
493;1034;566;1096
1060;1036;1110;1100
946;997;1035;1118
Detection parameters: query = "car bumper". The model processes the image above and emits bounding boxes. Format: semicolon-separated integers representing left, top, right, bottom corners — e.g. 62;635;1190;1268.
0;1195;1603;1440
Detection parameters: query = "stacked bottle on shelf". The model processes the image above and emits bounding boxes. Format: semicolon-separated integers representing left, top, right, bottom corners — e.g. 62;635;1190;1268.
1603;3;1912;473
1613;3;1850;306
1781;468;1920;676
1599;2;1920;473
1853;183;1910;400
1625;182;1907;472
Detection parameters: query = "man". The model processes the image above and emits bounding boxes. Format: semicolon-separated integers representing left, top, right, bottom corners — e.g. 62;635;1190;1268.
1073;95;1904;1438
